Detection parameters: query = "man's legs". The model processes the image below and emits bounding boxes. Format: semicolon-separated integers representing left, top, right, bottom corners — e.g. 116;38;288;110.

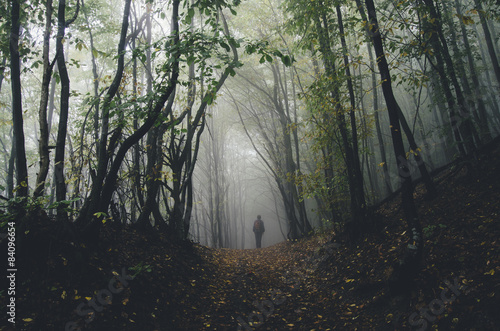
255;233;262;248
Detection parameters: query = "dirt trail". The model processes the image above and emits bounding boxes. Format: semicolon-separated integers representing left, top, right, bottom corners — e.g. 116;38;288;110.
176;237;336;330
172;151;500;330
9;144;500;330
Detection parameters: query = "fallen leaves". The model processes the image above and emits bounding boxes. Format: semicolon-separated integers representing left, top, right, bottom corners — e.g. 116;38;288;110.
7;146;500;330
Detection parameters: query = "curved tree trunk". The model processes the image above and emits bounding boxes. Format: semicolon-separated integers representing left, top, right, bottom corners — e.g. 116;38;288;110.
54;0;73;221
34;0;54;198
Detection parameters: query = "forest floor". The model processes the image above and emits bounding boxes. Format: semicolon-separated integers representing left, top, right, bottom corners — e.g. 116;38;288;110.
2;142;500;331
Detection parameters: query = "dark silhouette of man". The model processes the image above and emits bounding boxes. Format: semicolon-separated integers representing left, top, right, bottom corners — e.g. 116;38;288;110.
253;215;265;248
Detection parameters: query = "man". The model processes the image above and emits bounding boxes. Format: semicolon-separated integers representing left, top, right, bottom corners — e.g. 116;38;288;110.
253;215;265;248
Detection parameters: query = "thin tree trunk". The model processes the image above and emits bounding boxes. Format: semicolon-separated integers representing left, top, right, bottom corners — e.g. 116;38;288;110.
448;0;491;142
34;0;54;198
10;0;29;197
313;2;364;233
474;0;500;86
367;42;393;195
357;68;380;198
7;130;16;199
422;0;476;156
336;4;367;221
136;6;160;226
80;0;135;225
82;0;101;146
54;0;76;221
456;0;492;138
472;23;500;127
397;108;436;197
361;0;423;289
290;64;312;233
0;57;6;93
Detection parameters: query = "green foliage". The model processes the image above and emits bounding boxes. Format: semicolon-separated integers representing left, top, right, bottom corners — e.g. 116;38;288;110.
244;41;294;67
0;196;42;225
128;262;153;277
47;198;81;214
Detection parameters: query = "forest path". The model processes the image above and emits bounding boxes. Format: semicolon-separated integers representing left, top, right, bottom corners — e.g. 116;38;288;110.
176;235;343;329
12;145;500;330
173;148;500;330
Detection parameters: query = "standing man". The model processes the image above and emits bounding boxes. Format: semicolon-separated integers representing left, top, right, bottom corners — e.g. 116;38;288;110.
253;215;265;248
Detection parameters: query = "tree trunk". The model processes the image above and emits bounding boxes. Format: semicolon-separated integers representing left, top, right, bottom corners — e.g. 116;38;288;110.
136;7;160;227
362;0;423;290
447;0;491;142
421;0;477;157
82;0;101;147
88;2;131;222
7;130;15;199
397;108;436;197
271;62;311;234
472;23;500;128
289;64;312;233
336;5;367;223
357;71;380;198
313;2;365;233
0;57;6;93
137;125;164;226
34;0;54;198
474;0;500;87
10;0;29;197
54;0;74;221
367;42;393;195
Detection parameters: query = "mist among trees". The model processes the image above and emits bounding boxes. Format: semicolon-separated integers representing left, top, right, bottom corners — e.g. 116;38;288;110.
1;0;500;322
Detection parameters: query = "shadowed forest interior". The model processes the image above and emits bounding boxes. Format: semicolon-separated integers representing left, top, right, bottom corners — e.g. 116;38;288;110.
0;0;499;329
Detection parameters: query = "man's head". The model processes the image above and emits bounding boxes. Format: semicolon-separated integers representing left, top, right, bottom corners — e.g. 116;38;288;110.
257;215;261;220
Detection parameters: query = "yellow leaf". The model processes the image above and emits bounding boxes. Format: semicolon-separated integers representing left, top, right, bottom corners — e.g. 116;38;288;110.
23;318;33;322
85;297;92;301
74;296;81;300
484;269;495;275
61;291;67;299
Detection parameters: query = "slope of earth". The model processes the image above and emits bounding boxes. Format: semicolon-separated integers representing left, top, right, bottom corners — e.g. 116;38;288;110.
1;143;499;331
176;142;500;330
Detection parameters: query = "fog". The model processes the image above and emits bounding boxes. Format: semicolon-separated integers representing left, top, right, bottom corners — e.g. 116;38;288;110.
190;103;321;248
